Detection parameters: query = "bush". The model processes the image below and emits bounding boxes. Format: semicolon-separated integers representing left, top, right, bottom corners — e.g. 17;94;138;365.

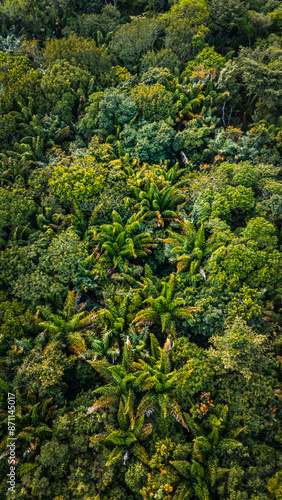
121;120;176;163
131;83;176;122
44;34;114;89
49;154;106;205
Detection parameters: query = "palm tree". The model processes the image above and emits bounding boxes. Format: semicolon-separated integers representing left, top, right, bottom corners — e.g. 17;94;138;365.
126;326;150;360
131;181;185;227
110;264;162;312
170;406;243;500
132;274;200;337
87;339;189;433
0;391;56;472
96;404;152;467
86;343;137;426
12;99;72;146
133;342;190;430
5;139;47;183
90;289;142;360
90;210;155;273
36;291;98;354
160;162;187;188
83;333;121;364
127;162;186;191
164;221;205;274
0;154;22;186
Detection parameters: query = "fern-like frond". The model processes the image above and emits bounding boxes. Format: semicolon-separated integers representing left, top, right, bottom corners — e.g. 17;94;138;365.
17;463;39;478
105;446;125;467
170;460;191;478
168;399;189;430
136;394;156;418
87;396;115;414
132;443;149;464
139;423;153;440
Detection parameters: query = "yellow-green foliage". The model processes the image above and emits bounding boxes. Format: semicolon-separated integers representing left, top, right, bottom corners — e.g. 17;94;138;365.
41;61;92;120
209;317;268;379
227;284;262;323
115;65;132;82
16;37;41;60
109;17;161;66
130;83;176;122
193;46;226;70
208;243;258;282
267;470;282;500
0;0;30;19
161;0;210;60
187;46;226;80
0;52;42;114
49;155;106;204
242;217;278;249
78;92;104;137
0;186;36;232
0;112;17;144
43;34;114;88
41;61;91;103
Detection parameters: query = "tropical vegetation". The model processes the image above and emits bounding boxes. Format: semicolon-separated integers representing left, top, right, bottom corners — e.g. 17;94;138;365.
0;0;281;499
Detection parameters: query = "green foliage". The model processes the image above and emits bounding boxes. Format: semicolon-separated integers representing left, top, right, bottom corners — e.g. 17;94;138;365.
190;46;226;71
44;34;114;88
12;269;67;306
97;88;137;134
130;179;185;226
140;67;172;86
133;273;200;337
0;186;36;241
242;217;278;249
90;210;155;273
208;317;269;379
0;51;43;115
0;295;34;342
267;471;282;499
208;0;249;51
38;228;88;286
140;48;181;73
191;184;255;224
121;120;176;163
77;91;104;139
0;112;17;148
18;341;72;403
164;221;205;274
131;83;176;122
217;39;282;123
161;0;210;61
125;462;148;493
173;118;218;162
109;16;161;67
41;61;91;122
49;154;106;205
62;4;121;38
0;2;281;499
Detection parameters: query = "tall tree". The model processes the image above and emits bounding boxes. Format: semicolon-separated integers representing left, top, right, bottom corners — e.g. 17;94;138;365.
89;211;155;273
133;274;200;337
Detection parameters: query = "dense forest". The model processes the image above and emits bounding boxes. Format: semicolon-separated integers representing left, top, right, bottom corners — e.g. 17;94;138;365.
0;0;281;498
